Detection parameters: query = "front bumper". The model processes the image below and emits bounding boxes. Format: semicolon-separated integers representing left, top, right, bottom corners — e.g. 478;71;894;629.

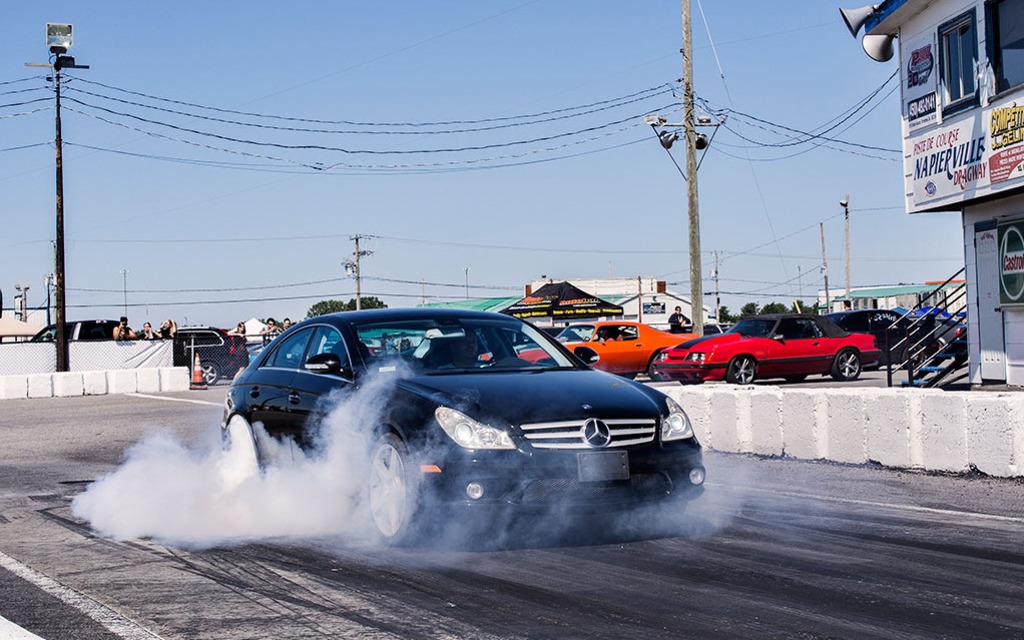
649;360;726;382
413;440;705;515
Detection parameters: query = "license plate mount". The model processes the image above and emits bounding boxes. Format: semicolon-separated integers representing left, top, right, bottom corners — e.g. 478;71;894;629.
577;451;629;482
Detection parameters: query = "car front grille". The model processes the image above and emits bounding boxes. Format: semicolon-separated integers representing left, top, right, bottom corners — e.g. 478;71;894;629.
519;472;671;505
519;418;657;449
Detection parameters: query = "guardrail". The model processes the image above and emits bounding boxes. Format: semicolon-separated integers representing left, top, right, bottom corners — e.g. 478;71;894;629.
665;384;1022;478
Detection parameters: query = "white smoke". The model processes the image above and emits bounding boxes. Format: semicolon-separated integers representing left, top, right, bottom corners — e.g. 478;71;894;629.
71;373;397;548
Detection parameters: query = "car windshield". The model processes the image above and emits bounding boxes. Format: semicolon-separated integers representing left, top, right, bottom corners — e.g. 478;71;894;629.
353;316;576;374
729;318;777;338
556;325;594;343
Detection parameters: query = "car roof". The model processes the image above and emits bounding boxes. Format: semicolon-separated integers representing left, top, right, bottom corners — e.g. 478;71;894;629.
309;308;518;324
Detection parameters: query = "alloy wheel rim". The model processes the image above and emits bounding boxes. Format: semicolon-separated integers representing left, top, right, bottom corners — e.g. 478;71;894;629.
369;443;406;538
840;353;858;377
735;358;754;384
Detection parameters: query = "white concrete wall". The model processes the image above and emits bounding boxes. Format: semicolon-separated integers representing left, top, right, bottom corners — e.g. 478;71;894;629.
665;385;1023;478
0;367;190;400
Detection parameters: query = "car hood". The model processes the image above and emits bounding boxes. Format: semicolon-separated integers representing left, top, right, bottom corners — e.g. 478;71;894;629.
396;369;665;425
672;333;746;350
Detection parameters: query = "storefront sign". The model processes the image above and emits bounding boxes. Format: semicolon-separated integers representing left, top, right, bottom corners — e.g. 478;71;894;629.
998;219;1024;304
904;37;937;131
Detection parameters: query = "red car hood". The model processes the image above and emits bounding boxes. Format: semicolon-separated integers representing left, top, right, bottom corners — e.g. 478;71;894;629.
668;333;745;352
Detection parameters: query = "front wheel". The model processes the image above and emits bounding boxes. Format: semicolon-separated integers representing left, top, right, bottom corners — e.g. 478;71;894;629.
201;360;221;386
725;355;756;384
368;433;417;545
831;349;862;381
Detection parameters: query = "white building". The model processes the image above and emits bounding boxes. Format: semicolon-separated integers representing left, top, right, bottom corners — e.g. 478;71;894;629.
526;277;710;329
851;0;1024;385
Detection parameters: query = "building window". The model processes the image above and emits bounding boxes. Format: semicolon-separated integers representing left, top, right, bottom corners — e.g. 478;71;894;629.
987;0;1024;93
939;9;978;113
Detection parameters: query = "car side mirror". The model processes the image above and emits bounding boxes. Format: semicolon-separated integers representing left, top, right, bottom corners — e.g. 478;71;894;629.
573;346;600;365
304;352;353;378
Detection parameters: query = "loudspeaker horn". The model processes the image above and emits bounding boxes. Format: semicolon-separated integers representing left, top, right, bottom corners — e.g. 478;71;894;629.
862;34;895;62
839;5;878;38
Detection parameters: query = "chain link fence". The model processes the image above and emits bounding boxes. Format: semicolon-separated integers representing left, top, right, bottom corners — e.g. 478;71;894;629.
0;340;173;375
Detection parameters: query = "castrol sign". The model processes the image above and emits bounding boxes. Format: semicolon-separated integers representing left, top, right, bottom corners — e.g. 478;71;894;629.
999;220;1024;304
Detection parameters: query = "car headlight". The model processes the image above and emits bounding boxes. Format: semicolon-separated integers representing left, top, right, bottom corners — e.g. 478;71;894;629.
687;352;706;362
661;397;694;441
435;407;515;450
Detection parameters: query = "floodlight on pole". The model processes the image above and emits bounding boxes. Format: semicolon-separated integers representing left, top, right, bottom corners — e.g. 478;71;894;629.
643;101;722;335
26;23;89;372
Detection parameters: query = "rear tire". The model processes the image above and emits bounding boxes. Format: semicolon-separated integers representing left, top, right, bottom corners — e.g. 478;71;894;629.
831;349;862;381
725;355;756;384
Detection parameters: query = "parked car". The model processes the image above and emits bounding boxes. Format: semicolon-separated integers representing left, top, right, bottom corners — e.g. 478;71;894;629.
555;321;698;378
700;323;733;335
223;308;705;545
649;313;881;385
174;326;249;386
30;319;118;342
825;309;965;366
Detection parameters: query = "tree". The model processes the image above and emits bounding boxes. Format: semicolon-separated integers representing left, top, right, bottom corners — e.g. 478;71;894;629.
789;300;817;315
306;297;387;318
716;306;736;323
739;302;760;317
759;302;789;315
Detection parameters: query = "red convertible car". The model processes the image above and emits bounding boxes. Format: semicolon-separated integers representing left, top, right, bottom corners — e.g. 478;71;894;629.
648;314;881;385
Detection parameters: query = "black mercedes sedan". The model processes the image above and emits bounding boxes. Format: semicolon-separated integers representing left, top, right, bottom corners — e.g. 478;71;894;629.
222;308;704;544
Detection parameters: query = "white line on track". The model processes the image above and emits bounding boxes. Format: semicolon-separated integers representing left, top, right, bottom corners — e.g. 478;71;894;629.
0;550;163;640
708;482;1024;524
128;393;222;407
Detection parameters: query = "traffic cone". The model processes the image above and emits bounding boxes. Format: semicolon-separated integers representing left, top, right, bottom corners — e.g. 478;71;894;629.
190;352;207;390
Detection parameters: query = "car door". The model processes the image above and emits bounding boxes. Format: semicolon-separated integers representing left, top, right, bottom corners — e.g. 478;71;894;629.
291;324;355;440
867;311;901;363
591;324;638;374
765;318;830;376
243;328;313;441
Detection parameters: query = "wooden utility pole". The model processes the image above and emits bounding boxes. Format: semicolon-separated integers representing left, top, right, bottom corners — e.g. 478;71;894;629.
682;0;703;334
349;235;373;311
820;223;830;313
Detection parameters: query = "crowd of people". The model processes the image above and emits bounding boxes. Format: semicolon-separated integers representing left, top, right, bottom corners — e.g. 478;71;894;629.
111;317;178;341
111;316;293;343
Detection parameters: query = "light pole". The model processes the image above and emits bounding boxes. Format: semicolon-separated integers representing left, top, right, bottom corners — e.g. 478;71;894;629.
44;274;53;326
26;24;88;371
840;195;851;308
464;267;470;299
120;269;129;317
14;284;29;322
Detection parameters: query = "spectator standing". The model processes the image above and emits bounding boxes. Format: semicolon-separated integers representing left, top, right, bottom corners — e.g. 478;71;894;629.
668;306;690;333
159;318;178;339
282;318;293;331
227;321;246;337
139;322;160;340
112;316;137;341
261;318;282;345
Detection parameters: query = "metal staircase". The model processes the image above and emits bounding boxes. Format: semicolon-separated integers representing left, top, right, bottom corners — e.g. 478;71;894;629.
885;268;969;388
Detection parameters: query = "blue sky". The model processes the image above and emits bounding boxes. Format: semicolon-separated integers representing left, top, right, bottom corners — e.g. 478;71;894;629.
0;1;964;329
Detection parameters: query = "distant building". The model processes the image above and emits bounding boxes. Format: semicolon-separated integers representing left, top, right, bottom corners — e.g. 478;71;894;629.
817;281;966;313
423;277;711;329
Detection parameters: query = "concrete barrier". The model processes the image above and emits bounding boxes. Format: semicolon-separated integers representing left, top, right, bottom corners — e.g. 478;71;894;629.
663;385;1023;478
0;367;190;401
